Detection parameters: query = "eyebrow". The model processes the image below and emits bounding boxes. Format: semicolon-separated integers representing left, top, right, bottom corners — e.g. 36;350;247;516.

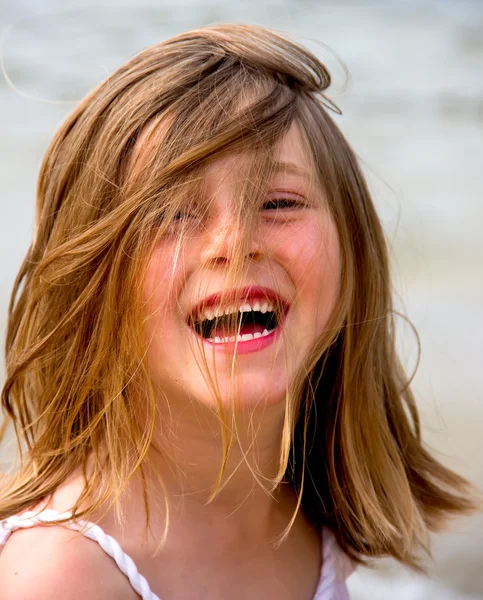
271;160;311;179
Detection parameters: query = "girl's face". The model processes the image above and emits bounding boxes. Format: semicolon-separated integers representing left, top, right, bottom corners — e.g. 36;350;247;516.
142;122;341;409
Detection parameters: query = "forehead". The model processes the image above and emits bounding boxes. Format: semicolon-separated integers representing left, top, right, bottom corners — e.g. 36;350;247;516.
203;121;313;185
273;121;312;167
130;117;314;188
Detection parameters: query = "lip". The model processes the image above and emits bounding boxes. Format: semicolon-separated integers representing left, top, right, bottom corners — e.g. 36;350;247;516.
186;286;290;354
188;286;290;321
202;325;283;354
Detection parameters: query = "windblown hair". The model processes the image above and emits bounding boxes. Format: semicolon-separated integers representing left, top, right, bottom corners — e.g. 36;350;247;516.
0;24;478;570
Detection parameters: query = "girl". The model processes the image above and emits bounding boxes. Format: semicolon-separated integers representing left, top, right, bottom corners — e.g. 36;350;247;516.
0;24;478;600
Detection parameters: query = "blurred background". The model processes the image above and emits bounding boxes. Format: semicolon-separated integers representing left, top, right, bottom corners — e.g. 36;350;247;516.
0;0;482;597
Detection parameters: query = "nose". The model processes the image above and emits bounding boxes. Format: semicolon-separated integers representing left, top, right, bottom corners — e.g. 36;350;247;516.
200;212;263;267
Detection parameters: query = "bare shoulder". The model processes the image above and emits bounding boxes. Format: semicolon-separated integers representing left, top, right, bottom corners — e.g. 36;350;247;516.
0;524;139;600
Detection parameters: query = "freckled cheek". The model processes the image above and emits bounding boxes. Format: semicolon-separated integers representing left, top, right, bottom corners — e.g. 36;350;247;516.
142;251;184;329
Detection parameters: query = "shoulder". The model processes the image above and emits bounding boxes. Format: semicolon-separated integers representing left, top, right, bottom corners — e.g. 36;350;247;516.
0;523;139;600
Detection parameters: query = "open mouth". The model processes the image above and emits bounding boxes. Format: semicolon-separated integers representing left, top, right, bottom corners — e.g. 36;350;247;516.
186;289;289;346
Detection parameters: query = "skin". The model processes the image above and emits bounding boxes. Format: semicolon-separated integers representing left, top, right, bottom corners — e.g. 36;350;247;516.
117;121;342;597
10;122;342;600
143;122;341;414
138;120;341;507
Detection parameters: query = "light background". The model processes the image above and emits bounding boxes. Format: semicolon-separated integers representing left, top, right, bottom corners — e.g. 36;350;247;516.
0;1;482;598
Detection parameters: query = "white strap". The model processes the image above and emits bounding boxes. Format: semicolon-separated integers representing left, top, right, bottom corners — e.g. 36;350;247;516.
313;527;354;600
1;510;354;600
0;509;161;600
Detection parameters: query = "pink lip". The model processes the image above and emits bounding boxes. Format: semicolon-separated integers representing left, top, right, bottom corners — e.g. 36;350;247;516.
202;326;282;354
187;286;290;354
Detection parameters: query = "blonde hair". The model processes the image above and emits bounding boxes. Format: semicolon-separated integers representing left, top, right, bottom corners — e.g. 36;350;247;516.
0;23;478;570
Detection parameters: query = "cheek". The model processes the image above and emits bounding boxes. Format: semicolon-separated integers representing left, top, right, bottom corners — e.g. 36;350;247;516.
277;217;341;324
142;247;191;385
278;215;340;280
142;247;183;331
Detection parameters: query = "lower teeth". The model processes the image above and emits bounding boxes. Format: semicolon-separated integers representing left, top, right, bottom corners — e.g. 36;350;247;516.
207;328;274;344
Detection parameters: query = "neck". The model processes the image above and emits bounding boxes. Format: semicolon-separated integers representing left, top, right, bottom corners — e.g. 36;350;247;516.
137;392;296;544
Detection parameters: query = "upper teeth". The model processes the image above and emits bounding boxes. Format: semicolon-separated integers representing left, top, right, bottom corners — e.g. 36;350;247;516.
198;301;274;321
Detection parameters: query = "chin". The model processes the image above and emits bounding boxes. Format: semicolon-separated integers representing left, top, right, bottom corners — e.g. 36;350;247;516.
194;375;289;411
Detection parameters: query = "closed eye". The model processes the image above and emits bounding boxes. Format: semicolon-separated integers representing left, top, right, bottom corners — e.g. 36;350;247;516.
173;210;199;221
262;198;305;210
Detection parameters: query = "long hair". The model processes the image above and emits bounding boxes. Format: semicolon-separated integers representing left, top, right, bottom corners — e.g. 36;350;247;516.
0;23;478;569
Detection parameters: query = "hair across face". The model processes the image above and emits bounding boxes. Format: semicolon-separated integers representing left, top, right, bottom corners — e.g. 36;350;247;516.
140;120;342;413
1;24;477;568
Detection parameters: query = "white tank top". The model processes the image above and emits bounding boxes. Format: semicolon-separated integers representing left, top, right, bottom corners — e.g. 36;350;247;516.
0;509;355;599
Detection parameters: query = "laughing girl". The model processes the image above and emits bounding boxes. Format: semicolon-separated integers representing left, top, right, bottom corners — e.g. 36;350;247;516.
0;24;477;600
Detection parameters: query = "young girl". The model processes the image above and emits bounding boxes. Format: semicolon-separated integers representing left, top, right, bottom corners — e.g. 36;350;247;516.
0;24;478;600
